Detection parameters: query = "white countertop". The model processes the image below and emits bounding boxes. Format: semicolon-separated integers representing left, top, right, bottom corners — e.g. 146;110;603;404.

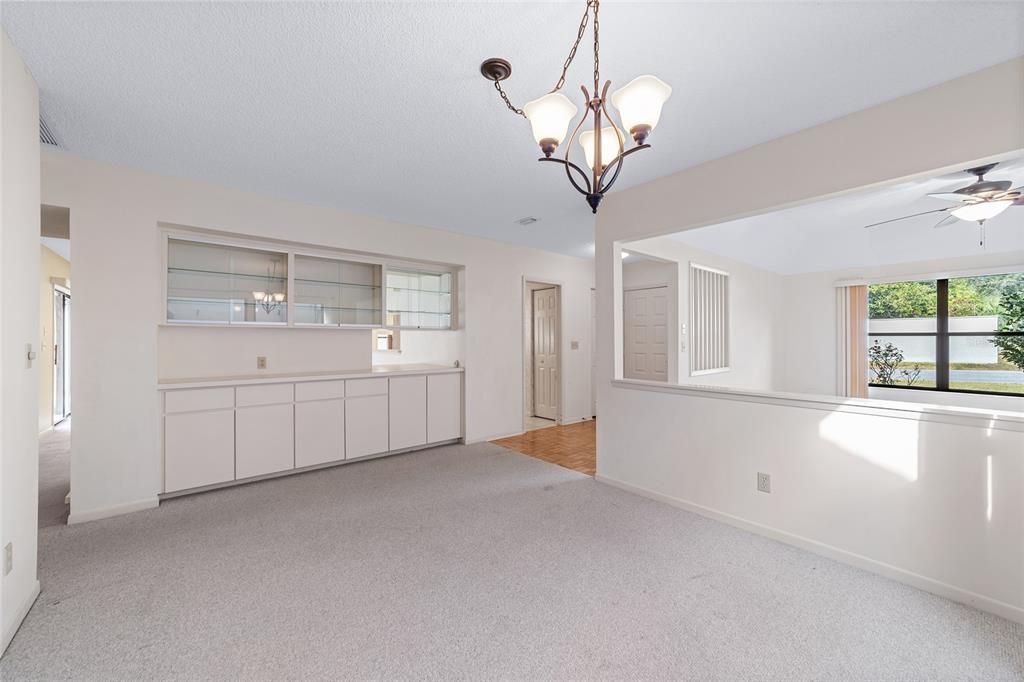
158;363;463;390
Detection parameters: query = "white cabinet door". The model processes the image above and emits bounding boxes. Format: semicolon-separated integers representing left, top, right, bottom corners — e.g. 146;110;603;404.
295;398;344;468
345;395;389;458
427;373;462;443
389;375;427;451
236;404;294;479
165;410;235;493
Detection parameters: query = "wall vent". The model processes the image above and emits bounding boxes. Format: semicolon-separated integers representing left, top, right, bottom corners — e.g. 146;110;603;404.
39;116;60;147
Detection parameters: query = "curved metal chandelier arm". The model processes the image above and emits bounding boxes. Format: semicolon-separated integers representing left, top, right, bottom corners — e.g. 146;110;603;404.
598;144;650;194
539;157;592;195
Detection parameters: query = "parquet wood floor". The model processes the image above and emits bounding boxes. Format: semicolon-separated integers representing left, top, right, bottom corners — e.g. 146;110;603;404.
492;419;596;476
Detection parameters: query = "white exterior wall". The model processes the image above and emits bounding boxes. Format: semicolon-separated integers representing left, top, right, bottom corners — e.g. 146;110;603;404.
595;58;1024;623
40;150;594;523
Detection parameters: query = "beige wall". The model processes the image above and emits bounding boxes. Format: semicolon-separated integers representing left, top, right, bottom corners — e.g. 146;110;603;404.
39;244;70;432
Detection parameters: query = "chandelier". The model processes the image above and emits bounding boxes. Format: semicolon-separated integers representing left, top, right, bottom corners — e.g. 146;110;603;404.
481;0;671;213
251;261;286;315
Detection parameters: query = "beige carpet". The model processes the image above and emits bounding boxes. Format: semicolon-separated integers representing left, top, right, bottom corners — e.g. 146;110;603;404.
38;419;70;528
2;441;1022;679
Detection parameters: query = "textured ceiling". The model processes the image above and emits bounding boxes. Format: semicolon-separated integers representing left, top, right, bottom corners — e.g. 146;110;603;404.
3;1;1023;258
667;156;1024;275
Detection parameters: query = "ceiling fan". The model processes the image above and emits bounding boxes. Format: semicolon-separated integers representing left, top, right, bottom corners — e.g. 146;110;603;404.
864;163;1023;245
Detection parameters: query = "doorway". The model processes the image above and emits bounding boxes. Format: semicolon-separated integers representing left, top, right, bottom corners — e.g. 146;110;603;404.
40;204;72;527
53;287;71;425
523;280;561;431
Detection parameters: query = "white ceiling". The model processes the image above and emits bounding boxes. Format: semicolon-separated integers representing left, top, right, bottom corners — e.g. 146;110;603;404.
3;2;1023;259
669;157;1024;275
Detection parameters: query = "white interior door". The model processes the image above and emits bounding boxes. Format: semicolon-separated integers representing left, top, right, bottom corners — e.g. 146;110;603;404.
624;287;669;382
533;287;559;420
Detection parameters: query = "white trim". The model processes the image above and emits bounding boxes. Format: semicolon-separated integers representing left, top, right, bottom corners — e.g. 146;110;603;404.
595;474;1024;625
835;263;1024;288
689;262;730;277
68;497;159;525
522;277;566;428
611;378;1024;432
1;580;40;656
690;366;730;376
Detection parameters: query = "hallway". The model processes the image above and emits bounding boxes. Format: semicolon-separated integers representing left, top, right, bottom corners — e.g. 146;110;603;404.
39;420;70;528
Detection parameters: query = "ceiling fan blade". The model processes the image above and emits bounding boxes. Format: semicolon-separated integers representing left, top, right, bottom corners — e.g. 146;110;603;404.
863;207;950;229
927;191;971;202
933;213;959;229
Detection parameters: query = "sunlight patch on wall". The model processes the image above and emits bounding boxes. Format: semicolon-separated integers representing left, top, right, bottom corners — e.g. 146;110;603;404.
818;412;920;481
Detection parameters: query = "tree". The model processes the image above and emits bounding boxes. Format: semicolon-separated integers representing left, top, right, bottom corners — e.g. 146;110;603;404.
868;281;936;319
992;285;1024;372
868;340;922;386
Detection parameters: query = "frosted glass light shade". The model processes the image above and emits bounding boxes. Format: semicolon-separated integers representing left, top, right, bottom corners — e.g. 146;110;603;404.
951;200;1012;222
252;291;266;301
610;75;672;142
579;126;621;171
523;93;578;155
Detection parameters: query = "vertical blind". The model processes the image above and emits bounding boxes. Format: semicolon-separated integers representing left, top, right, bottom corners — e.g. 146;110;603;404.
690;263;730;375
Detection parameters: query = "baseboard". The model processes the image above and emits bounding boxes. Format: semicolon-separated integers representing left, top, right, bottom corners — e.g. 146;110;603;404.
595;473;1024;626
68;497;159;525
1;580;40;657
469;431;523;444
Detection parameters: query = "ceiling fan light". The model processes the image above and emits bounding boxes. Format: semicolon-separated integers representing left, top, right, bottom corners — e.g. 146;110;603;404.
579;126;621;171
610;75;672;144
951;200;1013;223
523;92;578;157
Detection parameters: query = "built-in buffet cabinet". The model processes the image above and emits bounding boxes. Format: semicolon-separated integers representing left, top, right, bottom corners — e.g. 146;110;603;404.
160;367;463;496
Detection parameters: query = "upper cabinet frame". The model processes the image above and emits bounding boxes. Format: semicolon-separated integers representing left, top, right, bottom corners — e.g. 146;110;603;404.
161;229;457;330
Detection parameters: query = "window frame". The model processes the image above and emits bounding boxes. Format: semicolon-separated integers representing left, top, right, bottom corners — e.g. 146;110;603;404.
868;276;1024;398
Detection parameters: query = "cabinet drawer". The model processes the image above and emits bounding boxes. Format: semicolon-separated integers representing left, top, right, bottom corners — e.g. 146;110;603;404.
165;387;234;414
346;378;388;397
236;382;294;407
295;380;345;402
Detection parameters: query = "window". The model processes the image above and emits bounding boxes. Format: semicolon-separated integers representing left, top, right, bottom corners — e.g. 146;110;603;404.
386;269;452;329
868;273;1024;396
689;263;729;375
167;239;288;324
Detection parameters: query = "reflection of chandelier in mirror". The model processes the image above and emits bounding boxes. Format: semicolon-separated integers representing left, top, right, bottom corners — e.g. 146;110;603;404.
252;260;286;314
480;0;671;213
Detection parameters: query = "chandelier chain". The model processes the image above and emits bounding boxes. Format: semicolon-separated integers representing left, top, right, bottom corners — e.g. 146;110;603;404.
592;0;600;94
552;0;594;93
493;79;526;118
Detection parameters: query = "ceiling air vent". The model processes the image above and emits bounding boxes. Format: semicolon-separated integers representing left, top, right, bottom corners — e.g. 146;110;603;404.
515;216;538;226
39;116;60;147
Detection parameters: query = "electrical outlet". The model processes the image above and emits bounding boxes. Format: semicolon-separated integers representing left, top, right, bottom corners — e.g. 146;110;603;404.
3;542;12;575
757;472;771;494
256;356;267;370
